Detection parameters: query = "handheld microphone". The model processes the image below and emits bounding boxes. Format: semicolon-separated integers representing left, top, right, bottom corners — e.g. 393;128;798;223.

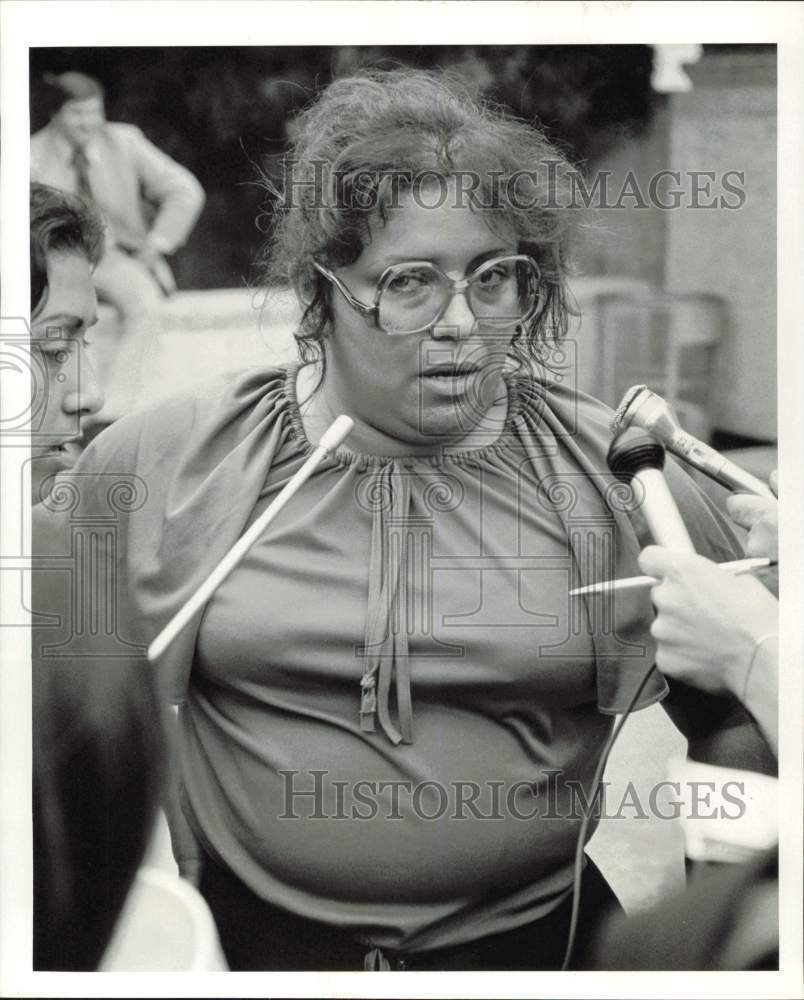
608;427;696;552
612;385;775;500
148;414;354;663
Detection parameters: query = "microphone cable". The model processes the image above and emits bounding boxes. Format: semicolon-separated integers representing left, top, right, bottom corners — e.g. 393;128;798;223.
560;659;660;970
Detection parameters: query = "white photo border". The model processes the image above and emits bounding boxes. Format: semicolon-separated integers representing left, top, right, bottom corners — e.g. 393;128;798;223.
2;2;801;997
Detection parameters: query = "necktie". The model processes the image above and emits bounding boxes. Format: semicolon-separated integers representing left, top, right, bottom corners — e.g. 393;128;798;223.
72;147;94;204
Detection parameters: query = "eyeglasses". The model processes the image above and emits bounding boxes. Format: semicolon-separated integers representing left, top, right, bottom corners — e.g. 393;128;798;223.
313;254;542;336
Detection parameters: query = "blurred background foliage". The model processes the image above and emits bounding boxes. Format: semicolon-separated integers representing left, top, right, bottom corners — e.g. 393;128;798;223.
31;45;657;289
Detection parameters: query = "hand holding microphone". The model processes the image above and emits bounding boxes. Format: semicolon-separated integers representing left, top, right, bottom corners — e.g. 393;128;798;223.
571;433;776;598
604;425;779;675
638;547;778;691
638;546;778;753
635;465;780;753
727;468;779;561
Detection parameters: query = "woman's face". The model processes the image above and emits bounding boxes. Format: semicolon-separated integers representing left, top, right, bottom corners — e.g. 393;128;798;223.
323;182;519;451
30;250;103;503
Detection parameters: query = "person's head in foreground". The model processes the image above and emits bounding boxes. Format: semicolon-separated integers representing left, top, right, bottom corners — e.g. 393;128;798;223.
263;69;577;454
33;653;169;970
43;70;106;150
30;182;104;503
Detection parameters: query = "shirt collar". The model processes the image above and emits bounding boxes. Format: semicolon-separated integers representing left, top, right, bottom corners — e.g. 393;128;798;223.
48;124;101;164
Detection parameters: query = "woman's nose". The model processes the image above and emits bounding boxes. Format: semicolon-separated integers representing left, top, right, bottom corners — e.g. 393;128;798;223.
62;354;104;418
432;289;476;341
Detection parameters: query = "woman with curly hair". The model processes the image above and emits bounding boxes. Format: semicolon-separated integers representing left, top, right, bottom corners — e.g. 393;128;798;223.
32;70;771;971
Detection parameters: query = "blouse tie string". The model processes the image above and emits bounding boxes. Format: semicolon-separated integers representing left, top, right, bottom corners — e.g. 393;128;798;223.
359;461;414;745
363;946;392;971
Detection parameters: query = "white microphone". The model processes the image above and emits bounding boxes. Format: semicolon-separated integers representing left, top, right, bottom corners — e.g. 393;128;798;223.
608;427;696;552
612;385;775;500
148;414;354;663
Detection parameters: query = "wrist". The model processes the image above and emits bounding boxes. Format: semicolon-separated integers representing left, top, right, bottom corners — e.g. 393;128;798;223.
723;586;779;696
720;623;775;699
740;633;779;755
144;232;171;255
742;632;778;699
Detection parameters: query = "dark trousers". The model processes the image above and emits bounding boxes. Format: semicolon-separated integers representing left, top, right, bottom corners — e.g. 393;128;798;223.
199;850;621;971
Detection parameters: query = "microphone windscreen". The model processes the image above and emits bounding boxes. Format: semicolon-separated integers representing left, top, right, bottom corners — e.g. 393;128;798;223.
611;384;648;434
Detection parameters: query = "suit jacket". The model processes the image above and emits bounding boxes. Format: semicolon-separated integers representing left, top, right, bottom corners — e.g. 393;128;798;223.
31;121;205;255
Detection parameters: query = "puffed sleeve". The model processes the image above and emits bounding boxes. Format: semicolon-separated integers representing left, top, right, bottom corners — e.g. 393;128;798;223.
31;366;302;881
32;366;296;705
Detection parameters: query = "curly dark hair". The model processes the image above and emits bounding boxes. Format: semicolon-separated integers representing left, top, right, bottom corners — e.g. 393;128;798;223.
259;69;579;370
30;182;105;314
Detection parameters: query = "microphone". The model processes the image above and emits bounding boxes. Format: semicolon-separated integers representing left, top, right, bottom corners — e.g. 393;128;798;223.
148;414;354;663
612;385;775;500
608;427;696;552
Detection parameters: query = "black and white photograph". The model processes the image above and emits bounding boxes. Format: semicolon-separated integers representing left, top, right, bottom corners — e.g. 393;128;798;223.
1;2;802;997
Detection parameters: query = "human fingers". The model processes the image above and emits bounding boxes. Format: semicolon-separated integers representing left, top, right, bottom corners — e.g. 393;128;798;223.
744;518;779;562
651;640;726;693
637;545;713;581
726;492;777;530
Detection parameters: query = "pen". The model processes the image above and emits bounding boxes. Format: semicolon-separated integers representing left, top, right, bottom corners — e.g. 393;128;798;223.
569;557;775;597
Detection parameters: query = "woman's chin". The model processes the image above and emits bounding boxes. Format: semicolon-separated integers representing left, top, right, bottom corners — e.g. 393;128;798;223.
393;404;497;452
412;389;508;449
31;472;55;505
31;453;73;505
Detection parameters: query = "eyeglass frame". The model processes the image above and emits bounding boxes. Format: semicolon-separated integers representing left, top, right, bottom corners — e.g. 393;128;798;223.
312;253;543;336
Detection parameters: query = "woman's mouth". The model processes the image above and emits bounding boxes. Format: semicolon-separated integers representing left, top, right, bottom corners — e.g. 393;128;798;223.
44;439;81;460
420;365;481;379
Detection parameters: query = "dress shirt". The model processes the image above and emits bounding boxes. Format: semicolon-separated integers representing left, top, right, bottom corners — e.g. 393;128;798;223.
31;121;205;255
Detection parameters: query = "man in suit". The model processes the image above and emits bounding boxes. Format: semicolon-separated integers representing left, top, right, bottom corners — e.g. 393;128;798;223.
31;71;206;423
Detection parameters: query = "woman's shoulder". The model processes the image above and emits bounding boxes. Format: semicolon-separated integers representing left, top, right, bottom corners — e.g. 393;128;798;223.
34;362;306;545
512;370;741;559
139;363;293;432
511;369;616;457
537;373;615;425
79;365;297;473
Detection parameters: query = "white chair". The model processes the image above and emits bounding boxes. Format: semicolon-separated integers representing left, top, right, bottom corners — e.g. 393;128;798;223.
564;276;656;396
596;291;725;441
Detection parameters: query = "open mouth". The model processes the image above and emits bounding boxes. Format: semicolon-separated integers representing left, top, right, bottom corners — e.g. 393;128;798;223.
48;439;80;456
421;365;481;379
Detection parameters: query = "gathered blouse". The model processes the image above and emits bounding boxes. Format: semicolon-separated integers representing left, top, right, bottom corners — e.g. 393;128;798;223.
32;363;742;954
